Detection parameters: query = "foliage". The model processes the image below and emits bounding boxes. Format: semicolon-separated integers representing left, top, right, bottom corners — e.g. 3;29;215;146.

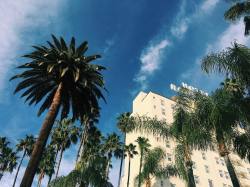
10;34;106;122
224;0;250;35
135;147;178;187
0;137;18;178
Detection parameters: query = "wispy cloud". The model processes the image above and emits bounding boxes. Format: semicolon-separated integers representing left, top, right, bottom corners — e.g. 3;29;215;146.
134;39;171;89
171;0;220;39
201;0;220;12
180;20;250;92
170;0;190;39
134;0;220;91
0;0;67;100
207;19;250;52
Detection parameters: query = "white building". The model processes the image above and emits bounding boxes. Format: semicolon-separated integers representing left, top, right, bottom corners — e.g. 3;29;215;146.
121;91;250;187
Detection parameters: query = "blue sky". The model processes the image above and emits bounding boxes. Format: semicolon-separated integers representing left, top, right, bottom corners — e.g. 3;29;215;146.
0;0;250;186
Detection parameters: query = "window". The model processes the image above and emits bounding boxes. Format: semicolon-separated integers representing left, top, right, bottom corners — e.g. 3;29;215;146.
170;183;176;187
153;96;155;99
247;168;250;174
224;171;229;179
215;157;219;164
223;184;227;187
161;99;165;106
166;140;170;148
205;165;209;173
208;179;213;187
201;152;206;160
228;185;232;187
153;105;156;109
162;108;166;115
194;175;199;184
156;137;160;142
220;158;225;166
219;170;224;178
160;180;163;187
167;153;172;161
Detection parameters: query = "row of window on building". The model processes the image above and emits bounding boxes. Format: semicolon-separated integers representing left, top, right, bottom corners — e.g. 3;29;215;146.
168;180;232;187
194;176;232;187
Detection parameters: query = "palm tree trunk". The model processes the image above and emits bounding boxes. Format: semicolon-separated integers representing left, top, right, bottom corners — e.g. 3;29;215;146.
118;133;126;187
184;145;196;187
186;163;196;187
49;148;59;181
0;171;4;181
76;131;84;163
224;155;240;187
20;83;63;187
127;157;131;187
12;150;26;187
55;148;64;178
47;174;52;186
218;140;240;187
106;159;110;180
138;149;143;187
37;171;44;187
76;124;88;163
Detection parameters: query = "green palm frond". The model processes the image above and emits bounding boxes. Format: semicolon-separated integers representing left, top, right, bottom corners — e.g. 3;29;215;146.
233;132;250;161
134;116;171;139
11;35;106;121
174;144;188;181
224;1;250;21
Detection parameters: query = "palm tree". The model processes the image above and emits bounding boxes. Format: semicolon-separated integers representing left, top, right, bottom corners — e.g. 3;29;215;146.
201;43;250;187
51;118;80;178
124;143;138;187
76;108;100;163
134;89;213;187
102;133;122;180
0;137;18;181
224;0;250;35
10;35;106;187
201;42;250;93
49;126;109;187
116;112;136;187
12;135;35;187
135;147;177;187
37;145;57;187
192;88;242;187
135;137;151;187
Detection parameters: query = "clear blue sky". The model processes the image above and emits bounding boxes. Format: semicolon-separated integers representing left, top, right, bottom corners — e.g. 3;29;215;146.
0;0;249;186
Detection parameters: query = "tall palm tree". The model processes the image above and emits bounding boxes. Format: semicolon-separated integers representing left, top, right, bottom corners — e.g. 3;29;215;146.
102;133;122;180
135;147;177;187
37;145;57;187
76;108;100;163
224;0;250;35
135;137;151;187
124;143;138;187
192;88;242;187
13;135;36;187
51;118;80;178
116;112;135;187
0;137;18;181
11;35;106;186
134;89;213;187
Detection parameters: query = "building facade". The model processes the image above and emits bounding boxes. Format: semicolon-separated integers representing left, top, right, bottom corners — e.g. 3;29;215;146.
121;91;250;187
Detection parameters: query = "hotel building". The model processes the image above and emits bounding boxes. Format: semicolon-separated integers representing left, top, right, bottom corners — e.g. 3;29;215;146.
121;91;250;187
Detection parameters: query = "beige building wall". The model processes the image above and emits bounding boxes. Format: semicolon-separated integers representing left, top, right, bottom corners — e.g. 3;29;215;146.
121;91;250;187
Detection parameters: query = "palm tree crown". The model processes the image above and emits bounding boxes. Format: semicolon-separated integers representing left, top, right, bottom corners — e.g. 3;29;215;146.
11;35;106;121
10;35;106;186
224;1;250;35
